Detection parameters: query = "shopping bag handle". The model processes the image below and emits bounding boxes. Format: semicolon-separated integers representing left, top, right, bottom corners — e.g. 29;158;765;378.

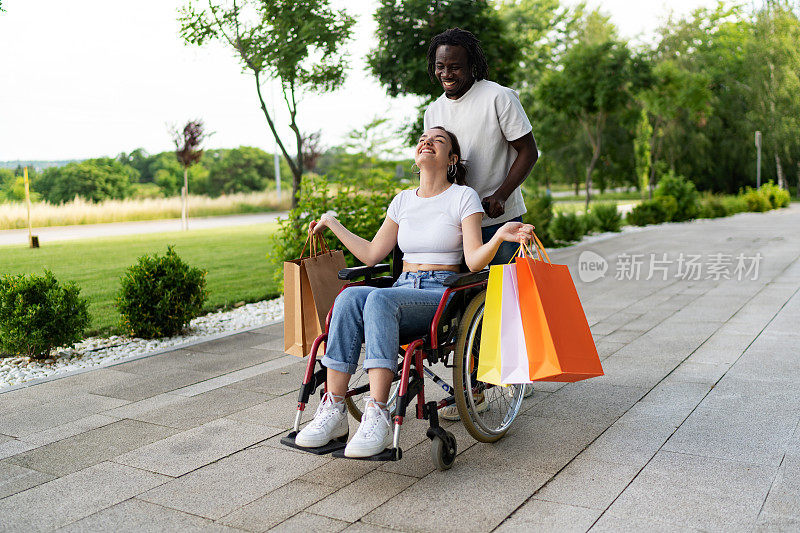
301;230;333;259
514;232;551;264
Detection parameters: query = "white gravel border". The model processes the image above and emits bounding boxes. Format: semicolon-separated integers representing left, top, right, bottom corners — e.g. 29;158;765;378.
0;297;284;392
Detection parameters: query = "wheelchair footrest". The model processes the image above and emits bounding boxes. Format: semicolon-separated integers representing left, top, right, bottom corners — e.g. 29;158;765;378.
331;447;402;462
280;431;348;455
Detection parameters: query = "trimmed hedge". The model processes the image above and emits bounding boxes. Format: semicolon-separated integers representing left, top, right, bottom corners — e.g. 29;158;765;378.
0;271;90;359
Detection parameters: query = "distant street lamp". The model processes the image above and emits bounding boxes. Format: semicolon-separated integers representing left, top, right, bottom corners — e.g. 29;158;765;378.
755;131;762;188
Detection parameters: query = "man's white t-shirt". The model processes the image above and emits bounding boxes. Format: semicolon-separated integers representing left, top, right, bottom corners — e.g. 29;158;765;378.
387;184;484;265
424;79;533;227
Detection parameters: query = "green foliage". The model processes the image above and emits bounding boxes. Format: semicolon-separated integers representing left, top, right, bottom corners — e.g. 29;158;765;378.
0;168;41;202
626;198;674;226
697;194;728;219
37;158;136;203
0;271;89;359
591;203;622;232
654;172;698;221
116;246;208;339
759;181;790;209
369;0;518;101
522;193;555;247
203;146;276;196
743;188;772;212
720;195;749;215
179;0;356;206
548;212;585;244
267;172;402;286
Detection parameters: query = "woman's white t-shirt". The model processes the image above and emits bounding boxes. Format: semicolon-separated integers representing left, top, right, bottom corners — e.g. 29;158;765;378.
386;184;484;265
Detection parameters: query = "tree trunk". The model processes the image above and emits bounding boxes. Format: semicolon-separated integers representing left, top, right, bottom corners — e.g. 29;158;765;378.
574;174;580;196
182;167;189;231
775;153;785;189
585;145;600;210
797;162;800;198
648;127;663;200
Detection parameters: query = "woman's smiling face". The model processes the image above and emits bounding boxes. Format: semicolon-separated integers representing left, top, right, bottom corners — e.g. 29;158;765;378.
415;128;455;169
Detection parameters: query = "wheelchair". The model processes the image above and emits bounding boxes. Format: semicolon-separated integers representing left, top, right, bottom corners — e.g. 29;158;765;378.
281;247;525;470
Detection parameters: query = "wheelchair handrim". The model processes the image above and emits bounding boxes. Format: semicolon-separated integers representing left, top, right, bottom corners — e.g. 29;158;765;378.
463;306;524;436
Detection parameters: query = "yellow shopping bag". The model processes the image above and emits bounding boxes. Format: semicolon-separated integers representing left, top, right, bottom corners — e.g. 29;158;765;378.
476;265;504;385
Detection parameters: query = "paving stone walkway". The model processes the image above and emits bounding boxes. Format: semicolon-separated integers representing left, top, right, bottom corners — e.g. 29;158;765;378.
1;206;799;532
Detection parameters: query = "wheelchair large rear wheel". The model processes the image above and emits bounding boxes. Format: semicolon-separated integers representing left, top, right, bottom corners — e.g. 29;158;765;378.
453;290;524;443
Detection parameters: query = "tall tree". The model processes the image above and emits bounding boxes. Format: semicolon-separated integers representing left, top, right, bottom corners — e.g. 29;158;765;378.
172;120;207;230
179;0;355;208
745;0;800;190
639;59;710;197
369;0;518;140
538;40;637;208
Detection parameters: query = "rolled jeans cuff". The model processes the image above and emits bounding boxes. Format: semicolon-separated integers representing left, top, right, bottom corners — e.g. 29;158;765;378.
320;355;357;375
362;356;398;374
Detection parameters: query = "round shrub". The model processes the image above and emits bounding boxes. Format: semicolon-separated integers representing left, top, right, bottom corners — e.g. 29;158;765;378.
0;271;90;359
549;212;585;244
721;195;749;215
654;172;698;221
523;193;555;247
698;194;728;218
591;202;622;232
743;188;771;212
117;246;208;339
759;181;790;209
626;198;673;226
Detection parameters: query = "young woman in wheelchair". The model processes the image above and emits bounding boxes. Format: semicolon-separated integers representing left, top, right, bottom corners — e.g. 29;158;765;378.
297;126;534;458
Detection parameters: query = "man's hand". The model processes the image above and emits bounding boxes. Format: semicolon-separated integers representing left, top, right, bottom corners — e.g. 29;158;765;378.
481;193;506;219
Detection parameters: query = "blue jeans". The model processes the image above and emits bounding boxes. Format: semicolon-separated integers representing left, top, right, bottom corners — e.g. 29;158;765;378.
321;271;451;375
483;216;523;265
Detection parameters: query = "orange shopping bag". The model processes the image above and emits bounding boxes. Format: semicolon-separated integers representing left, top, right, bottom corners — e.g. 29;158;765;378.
515;234;603;382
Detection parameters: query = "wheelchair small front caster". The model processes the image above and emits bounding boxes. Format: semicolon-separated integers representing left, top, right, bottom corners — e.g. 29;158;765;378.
431;430;457;470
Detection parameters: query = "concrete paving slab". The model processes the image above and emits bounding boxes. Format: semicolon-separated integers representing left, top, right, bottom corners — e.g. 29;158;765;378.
227;361;308;396
0;460;54;499
171;355;298;397
18;414;120;446
0;393;129;438
362;451;552;533
138;444;329;519
495;500;603;533
190;332;278;355
606;451;775;530
269;511;349;532
589;512;701;532
125;386;269;429
760;453;800;519
6;419;179;476
0;462;169;532
525;383;647;426
87;369;211;402
114;418;283;477
308;470;417;522
227;391;304;430
533;456;642;510
219;480;337;532
0;437;37;460
55;498;238;532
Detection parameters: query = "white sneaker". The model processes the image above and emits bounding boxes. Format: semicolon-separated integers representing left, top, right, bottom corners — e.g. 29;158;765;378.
295;392;348;448
440;392;488;421
344;399;392;458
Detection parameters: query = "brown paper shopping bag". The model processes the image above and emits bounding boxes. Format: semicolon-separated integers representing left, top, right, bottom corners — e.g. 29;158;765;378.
283;234;347;357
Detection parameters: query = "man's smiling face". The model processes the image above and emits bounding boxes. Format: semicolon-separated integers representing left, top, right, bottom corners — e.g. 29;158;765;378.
434;44;475;100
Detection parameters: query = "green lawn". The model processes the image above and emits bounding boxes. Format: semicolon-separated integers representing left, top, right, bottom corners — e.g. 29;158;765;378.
0;223;280;336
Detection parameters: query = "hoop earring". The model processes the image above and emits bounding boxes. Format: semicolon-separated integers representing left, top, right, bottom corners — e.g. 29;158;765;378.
447;164;456;177
410;163;420;175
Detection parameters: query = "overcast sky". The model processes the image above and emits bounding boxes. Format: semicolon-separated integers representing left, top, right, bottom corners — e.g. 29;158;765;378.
0;0;716;161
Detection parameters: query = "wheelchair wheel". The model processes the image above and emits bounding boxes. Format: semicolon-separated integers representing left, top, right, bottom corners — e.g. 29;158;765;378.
344;363;400;422
453;290;525;443
431;430;457;470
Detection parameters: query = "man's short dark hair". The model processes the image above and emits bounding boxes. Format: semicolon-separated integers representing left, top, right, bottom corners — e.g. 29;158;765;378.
427;27;489;83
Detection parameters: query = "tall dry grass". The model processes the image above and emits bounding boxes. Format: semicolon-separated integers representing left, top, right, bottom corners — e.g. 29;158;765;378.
0;191;291;230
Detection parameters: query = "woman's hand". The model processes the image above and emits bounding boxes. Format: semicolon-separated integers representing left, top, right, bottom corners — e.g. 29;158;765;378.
495;221;535;244
308;213;336;235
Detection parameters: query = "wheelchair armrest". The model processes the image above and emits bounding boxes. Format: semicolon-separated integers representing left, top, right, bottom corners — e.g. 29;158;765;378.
338;263;391;281
442;269;489;287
